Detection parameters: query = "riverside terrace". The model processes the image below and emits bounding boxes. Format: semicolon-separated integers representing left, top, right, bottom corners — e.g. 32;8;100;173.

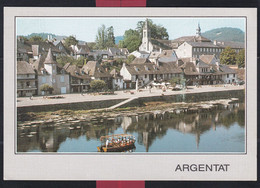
17;84;245;110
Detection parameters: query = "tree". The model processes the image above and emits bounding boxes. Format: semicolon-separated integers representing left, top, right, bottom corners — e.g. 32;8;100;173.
90;80;107;91
40;84;54;95
169;77;181;87
126;55;136;64
95;25;107;49
56;56;77;67
136;19;169;40
236;49;245;68
220;47;237;65
29;36;44;42
64;35;78;47
106;26;115;47
95;25;116;49
118;29;142;53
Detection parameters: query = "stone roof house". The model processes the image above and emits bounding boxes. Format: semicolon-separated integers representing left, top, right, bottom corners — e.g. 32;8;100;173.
17;61;37;97
37;48;70;95
63;63;91;93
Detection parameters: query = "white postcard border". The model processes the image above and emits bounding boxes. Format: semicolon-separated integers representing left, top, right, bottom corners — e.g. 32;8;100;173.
4;7;257;180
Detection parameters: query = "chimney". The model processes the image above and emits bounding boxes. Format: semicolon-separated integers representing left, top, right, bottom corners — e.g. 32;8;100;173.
160;48;162;53
213;40;217;45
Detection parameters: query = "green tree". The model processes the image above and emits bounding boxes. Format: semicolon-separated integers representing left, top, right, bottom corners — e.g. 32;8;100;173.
236;49;245;68
95;25;116;49
220;47;237;65
126;55;136;64
136;19;169;40
170;77;181;87
40;84;54;95
90;80;107;91
64;35;78;47
88;42;96;50
56;56;77;67
106;26;115;47
95;25;107;49
29;36;44;42
118;29;141;53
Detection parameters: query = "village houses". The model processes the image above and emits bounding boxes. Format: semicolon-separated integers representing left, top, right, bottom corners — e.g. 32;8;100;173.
16;20;244;96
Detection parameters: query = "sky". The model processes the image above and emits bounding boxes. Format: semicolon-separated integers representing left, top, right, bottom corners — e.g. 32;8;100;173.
16;17;245;42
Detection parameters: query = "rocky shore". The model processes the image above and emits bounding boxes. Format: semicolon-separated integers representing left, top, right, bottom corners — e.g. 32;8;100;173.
17;98;240;128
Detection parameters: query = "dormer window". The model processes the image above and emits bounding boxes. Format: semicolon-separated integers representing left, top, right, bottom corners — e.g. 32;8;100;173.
134;66;139;72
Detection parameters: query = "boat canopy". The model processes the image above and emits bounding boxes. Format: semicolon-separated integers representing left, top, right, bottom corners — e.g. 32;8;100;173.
100;134;134;141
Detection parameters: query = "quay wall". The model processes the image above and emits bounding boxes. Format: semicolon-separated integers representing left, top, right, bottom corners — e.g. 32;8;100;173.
17;89;244;113
17;98;126;113
119;89;245;108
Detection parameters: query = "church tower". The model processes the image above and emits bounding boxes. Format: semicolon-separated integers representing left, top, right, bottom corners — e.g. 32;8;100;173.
196;23;201;37
139;18;153;53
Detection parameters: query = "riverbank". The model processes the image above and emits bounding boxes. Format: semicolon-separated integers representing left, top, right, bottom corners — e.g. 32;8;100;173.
18;97;242;125
17;85;245;113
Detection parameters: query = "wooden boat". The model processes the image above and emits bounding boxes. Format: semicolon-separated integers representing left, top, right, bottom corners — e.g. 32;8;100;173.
97;134;136;152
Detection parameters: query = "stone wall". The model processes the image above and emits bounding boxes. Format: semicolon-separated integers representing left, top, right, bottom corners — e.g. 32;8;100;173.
17;98;126;113
119;89;245;108
17;89;244;113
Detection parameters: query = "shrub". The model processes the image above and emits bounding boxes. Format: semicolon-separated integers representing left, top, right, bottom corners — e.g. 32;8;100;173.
90;80;107;91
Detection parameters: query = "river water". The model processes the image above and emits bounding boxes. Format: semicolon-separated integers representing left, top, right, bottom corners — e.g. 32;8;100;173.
17;101;245;153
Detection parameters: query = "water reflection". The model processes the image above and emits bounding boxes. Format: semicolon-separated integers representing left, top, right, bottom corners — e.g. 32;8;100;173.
17;103;245;153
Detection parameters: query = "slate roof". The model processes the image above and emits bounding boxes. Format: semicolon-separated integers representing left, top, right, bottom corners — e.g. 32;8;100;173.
158;50;178;63
17;61;35;75
199;55;215;64
173;35;211;43
27;41;61;55
77;44;90;53
149;52;161;59
186;41;244;49
17;40;32;54
219;64;236;74
43;48;57;64
63;63;91;79
110;69;123;78
77;47;88;55
82;61;111;78
31;55;46;73
126;61;182;75
131;58;150;64
182;62;199;75
151;39;172;50
196;60;210;68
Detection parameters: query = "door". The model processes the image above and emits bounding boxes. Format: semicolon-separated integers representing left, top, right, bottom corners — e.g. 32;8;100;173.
61;87;66;94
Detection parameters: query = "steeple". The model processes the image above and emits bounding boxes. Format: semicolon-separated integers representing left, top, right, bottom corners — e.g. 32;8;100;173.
196;23;201;37
44;48;57;64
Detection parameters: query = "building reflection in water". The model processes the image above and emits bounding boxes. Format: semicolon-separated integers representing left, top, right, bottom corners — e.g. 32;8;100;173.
17;102;245;152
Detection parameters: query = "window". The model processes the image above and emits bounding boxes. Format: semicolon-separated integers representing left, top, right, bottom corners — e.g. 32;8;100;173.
200;48;202;52
213;48;215;52
233;74;235;77
209;48;212;52
227;74;229;78
53;78;56;83
145;74;147;78
26;82;30;87
206;48;209;52
27;74;29;77
60;76;65;83
42;77;46;83
203;48;205;52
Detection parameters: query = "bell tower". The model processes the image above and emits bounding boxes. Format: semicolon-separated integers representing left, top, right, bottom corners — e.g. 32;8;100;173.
196;23;201;37
142;18;151;51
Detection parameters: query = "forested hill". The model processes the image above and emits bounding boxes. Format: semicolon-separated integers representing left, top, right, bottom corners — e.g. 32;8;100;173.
202;27;245;42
